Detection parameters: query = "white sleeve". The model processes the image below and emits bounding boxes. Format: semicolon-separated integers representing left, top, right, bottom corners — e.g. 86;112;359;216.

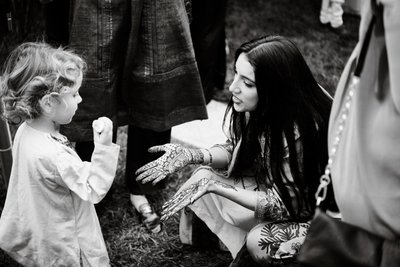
55;143;120;203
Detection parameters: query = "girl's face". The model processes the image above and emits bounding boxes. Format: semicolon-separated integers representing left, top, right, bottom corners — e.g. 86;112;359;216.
53;72;83;125
229;54;258;112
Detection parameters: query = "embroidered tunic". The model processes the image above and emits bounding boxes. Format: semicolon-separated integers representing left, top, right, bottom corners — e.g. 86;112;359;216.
180;131;304;258
0;123;120;266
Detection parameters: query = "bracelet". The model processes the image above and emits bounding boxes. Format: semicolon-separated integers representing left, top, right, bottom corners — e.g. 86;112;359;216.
205;149;213;165
189;149;204;164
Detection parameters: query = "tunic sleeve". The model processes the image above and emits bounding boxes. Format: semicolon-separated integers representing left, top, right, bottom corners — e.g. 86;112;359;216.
55;142;120;203
211;139;234;163
255;188;290;221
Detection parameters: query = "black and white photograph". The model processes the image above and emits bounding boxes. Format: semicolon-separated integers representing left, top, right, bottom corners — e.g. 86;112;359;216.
1;0;399;266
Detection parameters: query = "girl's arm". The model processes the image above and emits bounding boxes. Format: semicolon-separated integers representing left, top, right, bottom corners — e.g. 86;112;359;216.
55;142;120;203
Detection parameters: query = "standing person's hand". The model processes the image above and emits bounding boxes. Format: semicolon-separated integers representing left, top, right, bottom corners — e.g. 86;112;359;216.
92;117;113;146
135;144;205;185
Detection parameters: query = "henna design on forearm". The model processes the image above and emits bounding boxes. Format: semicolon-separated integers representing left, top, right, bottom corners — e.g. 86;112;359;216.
212;180;238;191
160;178;242;222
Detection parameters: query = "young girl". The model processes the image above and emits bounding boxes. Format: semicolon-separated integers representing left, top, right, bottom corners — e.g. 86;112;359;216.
135;36;333;265
0;42;120;266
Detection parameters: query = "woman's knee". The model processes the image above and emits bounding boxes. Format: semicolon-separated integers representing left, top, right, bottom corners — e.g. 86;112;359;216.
246;224;270;264
246;221;310;264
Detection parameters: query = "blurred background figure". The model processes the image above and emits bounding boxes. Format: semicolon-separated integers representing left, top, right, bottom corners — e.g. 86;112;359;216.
0;0;13;189
329;0;400;242
0;0;13;40
42;0;70;46
40;0;207;234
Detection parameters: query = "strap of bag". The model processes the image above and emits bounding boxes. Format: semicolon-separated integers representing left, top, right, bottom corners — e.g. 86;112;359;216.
315;15;376;206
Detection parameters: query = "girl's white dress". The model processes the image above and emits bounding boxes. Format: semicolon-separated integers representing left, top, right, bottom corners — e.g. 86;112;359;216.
0;122;120;267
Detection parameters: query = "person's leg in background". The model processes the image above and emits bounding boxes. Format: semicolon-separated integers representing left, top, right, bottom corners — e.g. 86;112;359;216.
43;0;70;46
75;127;118;162
74;142;94;162
125;125;171;233
214;26;227;93
190;0;229;103
121;0;207;233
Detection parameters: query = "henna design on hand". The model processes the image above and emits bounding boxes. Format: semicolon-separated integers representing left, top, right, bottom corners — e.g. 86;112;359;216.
160;178;210;222
135;144;205;184
160;178;238;222
212;180;238;191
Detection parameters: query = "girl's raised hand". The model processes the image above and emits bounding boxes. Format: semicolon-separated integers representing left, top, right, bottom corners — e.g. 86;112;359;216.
135;144;204;185
92;117;113;146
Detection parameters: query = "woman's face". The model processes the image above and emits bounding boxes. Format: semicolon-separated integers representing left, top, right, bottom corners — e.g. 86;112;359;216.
229;53;258;112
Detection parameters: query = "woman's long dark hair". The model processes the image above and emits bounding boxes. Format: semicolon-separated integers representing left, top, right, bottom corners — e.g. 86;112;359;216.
224;36;332;220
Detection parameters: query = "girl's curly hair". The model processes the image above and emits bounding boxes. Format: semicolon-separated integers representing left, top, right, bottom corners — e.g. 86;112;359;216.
0;42;86;124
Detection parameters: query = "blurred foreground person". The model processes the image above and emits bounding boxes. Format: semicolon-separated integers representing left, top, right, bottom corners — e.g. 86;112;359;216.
329;0;400;241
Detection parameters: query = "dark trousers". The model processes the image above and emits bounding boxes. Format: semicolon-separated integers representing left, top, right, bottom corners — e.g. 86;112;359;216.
75;125;170;196
125;125;170;195
190;0;227;103
43;0;70;46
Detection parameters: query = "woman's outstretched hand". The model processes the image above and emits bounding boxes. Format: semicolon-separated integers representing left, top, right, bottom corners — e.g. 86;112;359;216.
160;178;211;222
135;144;204;185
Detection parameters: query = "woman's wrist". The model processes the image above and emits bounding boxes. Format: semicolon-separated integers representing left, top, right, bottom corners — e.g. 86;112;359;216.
207;179;237;195
200;148;213;165
187;148;204;164
207;180;218;193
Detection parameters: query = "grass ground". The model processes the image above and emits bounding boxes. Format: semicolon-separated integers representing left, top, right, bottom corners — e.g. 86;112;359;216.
0;0;360;266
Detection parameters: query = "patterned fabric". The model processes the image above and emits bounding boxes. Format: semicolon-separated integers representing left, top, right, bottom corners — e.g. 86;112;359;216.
50;134;74;149
255;189;290;221
63;0;207;141
258;221;310;260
